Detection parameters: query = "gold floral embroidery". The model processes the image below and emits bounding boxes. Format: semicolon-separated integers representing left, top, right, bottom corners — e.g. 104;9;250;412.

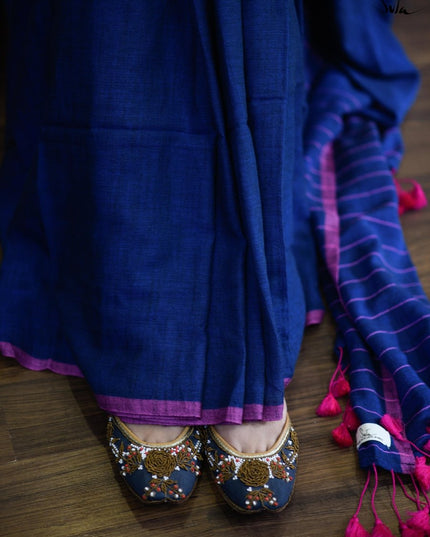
270;459;290;480
290;428;299;453
280;449;296;469
205;440;219;466
176;452;199;473
106;419;114;441
122;447;143;474
245;488;278;510
114;441;126;465
238;459;270;487
142;477;187;501
144;450;177;476
216;458;237;484
280;427;298;469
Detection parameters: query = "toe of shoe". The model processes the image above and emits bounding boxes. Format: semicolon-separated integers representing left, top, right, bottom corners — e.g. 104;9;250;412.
204;420;299;513
107;417;203;503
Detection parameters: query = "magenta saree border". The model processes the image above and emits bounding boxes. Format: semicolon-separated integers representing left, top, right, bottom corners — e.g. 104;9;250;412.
306;309;325;326
380;363;416;473
96;394;285;425
1;340;287;425
0;340;84;377
320;143;340;283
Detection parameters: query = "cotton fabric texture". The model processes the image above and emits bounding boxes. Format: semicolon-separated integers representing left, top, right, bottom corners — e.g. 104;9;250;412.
1;0;430;480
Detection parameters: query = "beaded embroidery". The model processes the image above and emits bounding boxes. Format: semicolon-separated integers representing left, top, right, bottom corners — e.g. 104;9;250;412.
107;417;203;502
205;426;298;511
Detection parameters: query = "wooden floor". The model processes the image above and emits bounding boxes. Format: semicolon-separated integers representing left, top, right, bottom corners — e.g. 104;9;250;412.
0;10;429;537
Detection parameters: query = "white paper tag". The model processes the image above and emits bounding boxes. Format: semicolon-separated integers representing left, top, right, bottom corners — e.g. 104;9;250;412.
356;423;391;449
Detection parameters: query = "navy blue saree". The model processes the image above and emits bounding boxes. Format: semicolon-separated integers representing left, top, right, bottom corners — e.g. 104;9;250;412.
0;0;306;424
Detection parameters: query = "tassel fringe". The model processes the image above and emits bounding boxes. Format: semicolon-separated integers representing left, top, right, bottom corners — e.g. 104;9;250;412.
332;377;351;398
393;176;428;215
346;469;372;537
380;414;404;441
345;465;430;537
406;507;430;532
345;515;371;537
320;354;430;536
316;392;342;416
332;422;353;447
413;458;430;492
399;522;425;537
317;347;360;446
316;347;349;418
371;519;395;536
370;466;396;536
343;402;361;432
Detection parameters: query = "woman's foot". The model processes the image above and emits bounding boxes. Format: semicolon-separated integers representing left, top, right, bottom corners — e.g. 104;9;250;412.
123;399;287;449
124;423;185;444
214;400;288;453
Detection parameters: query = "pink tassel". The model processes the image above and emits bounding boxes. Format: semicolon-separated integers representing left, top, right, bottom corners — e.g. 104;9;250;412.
346;515;371;537
371;519;396;536
332;422;354;447
380;414;404;441
381;416;430;459
316;392;342;416
318;347;348;417
399;522;425;537
391;471;427;536
414;458;430;492
394;178;428;215
369;466;396;536
406;507;430;532
412;182;428;210
332;377;351;397
344;403;361;431
346;470;372;537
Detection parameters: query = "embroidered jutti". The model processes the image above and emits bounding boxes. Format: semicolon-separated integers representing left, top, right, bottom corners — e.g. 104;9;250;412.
1;0;430;531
